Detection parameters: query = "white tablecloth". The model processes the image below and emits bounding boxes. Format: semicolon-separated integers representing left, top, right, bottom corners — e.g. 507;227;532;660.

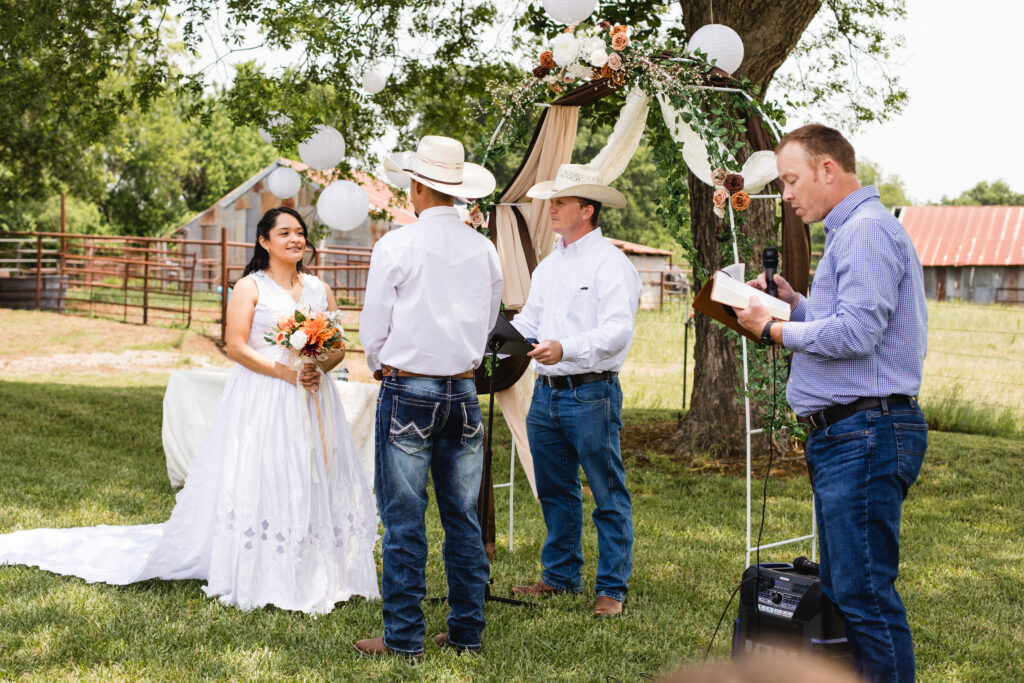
162;369;379;487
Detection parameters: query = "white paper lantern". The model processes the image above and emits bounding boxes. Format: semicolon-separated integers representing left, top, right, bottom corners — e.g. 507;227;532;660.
267;167;302;198
298;124;346;171
384;151;414;190
258;112;292;145
687;24;744;74
542;0;597;25
361;69;387;94
317;180;369;232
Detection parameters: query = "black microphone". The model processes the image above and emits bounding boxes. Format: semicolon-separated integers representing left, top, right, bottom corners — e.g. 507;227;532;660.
792;556;819;576
762;246;779;298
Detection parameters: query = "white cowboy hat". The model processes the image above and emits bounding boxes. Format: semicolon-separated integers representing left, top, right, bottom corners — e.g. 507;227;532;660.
383;135;496;200
526;164;627;209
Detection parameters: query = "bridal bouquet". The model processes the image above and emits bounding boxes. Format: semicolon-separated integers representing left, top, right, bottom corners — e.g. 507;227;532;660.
265;308;347;361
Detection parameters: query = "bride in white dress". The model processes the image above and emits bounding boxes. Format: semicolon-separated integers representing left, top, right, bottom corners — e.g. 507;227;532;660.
0;207;380;614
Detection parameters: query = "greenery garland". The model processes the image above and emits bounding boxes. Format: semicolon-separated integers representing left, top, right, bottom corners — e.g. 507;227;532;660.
476;19;799;436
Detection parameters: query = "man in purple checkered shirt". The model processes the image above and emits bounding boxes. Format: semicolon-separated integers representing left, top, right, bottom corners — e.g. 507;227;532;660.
738;124;928;683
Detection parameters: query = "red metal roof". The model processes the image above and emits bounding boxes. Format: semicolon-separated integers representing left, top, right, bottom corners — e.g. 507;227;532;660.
899;205;1024;267
279;158;416;225
606;237;673;257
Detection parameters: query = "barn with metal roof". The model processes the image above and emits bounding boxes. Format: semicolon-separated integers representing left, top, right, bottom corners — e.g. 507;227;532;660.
896;205;1024;304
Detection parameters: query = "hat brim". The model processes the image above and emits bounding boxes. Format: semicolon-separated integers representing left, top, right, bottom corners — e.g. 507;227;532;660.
384;153;496;200
525;181;627;209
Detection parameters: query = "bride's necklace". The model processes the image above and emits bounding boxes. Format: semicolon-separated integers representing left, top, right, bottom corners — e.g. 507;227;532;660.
265;268;300;291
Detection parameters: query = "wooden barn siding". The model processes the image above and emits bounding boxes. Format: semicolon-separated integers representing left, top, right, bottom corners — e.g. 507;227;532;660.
924;265;1023;303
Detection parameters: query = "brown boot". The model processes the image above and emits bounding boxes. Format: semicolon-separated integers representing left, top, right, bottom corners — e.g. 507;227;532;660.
512;579;564;597
434;632;482;655
593;596;623;617
353;636;424;663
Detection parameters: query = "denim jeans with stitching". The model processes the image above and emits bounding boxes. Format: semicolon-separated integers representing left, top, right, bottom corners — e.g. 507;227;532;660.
805;399;927;683
374;376;488;656
526;376;633;602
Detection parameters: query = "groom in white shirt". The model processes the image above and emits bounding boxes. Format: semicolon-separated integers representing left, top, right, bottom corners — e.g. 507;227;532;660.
355;136;503;661
509;164;641;617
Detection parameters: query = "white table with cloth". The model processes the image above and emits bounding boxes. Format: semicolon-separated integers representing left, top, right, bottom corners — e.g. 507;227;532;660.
161;369;379;487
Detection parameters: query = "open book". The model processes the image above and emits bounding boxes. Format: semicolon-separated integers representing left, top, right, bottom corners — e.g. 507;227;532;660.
710;263;791;321
693;263;790;343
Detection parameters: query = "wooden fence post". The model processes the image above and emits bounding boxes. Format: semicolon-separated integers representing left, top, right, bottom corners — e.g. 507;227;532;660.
143;247;151;325
35;234;42;310
220;227;229;344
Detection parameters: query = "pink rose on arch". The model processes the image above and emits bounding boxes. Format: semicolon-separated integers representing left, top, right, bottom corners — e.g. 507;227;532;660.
611;32;630;51
606;53;623;71
468;205;485;227
713;188;729;208
711;168;727;186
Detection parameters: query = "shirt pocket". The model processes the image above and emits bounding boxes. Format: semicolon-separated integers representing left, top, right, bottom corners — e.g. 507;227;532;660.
568;285;599;329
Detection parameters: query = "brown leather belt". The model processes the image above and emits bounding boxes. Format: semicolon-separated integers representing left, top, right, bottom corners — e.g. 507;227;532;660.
379;364;475;380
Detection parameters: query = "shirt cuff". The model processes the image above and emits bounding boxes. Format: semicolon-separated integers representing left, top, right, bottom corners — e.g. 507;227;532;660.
790;295;808;322
559;337;580;363
781;321;808;351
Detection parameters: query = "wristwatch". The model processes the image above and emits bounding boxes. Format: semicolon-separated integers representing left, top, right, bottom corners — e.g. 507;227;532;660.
760;321;775;346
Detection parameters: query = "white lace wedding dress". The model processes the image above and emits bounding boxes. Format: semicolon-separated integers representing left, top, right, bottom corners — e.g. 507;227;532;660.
0;271;380;614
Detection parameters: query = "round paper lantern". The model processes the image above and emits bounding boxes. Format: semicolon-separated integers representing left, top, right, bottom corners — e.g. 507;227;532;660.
687;24;744;74
267;167;302;198
361;69;387;94
542;0;597;25
298;124;346;170
384;151;414;190
317;180;369;232
258;112;292;145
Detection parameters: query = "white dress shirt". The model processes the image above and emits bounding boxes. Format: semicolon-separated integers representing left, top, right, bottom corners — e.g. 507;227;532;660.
359;206;504;376
511;228;641;376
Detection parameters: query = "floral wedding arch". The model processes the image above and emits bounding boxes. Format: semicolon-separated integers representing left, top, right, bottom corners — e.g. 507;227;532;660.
468;20;811;555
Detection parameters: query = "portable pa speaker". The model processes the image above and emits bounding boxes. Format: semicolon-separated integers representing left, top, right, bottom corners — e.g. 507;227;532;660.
732;563;849;663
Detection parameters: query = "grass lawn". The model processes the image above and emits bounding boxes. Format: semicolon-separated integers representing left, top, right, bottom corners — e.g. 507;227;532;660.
1;305;1023;680
1;376;1022;681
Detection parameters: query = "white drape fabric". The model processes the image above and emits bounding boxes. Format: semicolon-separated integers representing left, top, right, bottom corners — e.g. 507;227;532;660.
586;87;650;184
0;272;380;614
657;93;779;192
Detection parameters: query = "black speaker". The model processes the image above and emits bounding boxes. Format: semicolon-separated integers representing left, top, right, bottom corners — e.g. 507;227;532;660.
732;563;849;662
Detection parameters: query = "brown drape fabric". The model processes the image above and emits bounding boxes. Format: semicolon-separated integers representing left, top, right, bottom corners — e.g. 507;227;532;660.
493;104;581;308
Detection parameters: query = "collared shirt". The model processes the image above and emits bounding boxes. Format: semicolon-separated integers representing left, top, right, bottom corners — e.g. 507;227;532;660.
511;228;641;376
782;186;928;415
359;206;504;376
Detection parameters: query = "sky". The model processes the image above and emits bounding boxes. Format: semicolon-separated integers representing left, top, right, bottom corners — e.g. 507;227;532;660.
187;0;1022;205
840;0;1024;203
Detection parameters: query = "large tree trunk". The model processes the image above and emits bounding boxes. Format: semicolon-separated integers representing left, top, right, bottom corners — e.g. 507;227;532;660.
674;1;820;459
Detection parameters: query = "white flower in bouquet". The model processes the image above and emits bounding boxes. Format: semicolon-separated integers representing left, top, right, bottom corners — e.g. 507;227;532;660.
585;38;609;67
552;33;581;66
289;330;308;349
567;62;593;81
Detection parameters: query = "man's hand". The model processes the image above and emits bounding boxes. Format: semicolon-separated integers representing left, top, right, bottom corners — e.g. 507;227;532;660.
528;340;563;365
746;273;797;310
736;296;773;339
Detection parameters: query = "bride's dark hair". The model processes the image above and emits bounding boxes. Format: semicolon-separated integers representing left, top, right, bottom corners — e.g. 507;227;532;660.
242;207;316;278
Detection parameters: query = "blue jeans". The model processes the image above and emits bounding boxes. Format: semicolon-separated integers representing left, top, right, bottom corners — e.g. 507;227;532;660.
374;376;489;656
805;399;927;683
526;377;633;601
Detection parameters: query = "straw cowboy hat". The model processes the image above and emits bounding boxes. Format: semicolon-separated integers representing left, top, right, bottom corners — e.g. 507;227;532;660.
526;163;627;209
383;135;496;200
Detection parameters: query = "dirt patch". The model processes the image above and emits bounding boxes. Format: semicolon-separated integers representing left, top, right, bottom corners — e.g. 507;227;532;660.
0;350;228;376
621;418;809;479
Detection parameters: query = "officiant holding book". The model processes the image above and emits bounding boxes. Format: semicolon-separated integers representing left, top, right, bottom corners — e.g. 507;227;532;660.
508;164;641;618
736;124;927;683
